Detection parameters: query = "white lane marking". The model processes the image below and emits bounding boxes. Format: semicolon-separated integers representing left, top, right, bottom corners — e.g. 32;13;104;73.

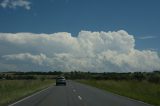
8;84;54;106
78;96;82;100
73;89;76;92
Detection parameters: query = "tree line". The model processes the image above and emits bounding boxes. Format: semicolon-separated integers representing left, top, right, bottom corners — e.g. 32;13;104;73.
64;71;160;83
0;71;160;83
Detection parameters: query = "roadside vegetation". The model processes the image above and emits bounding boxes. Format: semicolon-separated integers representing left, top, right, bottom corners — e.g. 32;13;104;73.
0;72;57;106
0;80;54;106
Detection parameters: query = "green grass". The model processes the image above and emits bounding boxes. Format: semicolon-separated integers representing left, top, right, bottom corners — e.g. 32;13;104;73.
78;80;160;106
0;80;54;106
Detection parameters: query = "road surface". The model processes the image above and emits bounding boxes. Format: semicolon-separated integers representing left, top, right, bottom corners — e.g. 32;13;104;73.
9;80;153;106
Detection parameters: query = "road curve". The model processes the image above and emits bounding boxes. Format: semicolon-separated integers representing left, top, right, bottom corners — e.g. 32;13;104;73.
9;80;153;106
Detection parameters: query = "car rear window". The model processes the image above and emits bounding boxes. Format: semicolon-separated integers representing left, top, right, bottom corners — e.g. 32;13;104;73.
57;77;65;80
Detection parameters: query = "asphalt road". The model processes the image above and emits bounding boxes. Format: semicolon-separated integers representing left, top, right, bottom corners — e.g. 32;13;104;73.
9;80;153;106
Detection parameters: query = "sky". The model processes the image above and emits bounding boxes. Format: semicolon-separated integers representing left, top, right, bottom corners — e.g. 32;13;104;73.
0;0;160;72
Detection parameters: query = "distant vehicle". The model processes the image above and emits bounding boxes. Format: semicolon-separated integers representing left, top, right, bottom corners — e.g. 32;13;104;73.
56;76;66;86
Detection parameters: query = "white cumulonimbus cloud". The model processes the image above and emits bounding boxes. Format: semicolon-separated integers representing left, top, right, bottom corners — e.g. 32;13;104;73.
0;30;160;72
0;0;31;10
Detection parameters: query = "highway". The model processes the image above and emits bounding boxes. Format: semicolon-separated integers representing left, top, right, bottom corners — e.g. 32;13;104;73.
9;80;152;106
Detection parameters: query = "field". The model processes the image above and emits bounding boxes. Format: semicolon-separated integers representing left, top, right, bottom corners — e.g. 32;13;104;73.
0;80;54;106
78;80;160;106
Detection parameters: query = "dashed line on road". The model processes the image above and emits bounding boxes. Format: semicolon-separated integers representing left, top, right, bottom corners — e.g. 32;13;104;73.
78;96;82;100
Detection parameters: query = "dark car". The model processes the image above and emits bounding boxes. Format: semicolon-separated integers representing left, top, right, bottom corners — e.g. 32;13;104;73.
56;76;66;86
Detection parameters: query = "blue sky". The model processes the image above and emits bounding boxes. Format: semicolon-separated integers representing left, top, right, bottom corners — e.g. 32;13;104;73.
0;0;160;51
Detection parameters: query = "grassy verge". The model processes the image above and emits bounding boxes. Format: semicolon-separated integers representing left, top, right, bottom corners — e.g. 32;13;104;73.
78;80;160;106
0;80;54;106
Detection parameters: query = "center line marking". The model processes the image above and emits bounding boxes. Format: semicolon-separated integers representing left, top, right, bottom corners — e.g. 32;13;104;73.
78;96;82;100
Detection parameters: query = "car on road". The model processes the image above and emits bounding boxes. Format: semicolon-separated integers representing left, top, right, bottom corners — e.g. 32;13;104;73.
56;76;66;86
